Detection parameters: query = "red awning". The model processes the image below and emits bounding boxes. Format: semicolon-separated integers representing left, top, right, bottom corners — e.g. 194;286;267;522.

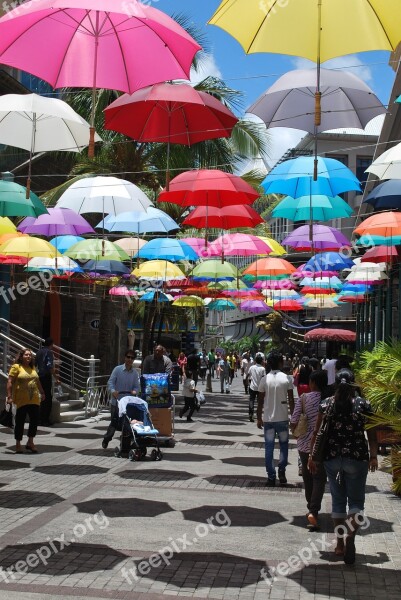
304;328;356;343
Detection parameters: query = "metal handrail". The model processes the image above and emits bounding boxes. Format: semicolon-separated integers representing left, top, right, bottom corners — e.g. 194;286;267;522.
81;374;111;419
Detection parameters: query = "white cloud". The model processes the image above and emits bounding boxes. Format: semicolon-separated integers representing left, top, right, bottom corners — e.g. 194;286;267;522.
292;55;373;85
268;128;306;167
190;54;222;84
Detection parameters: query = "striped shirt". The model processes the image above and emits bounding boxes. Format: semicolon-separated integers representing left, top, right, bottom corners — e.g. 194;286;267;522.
290;391;321;453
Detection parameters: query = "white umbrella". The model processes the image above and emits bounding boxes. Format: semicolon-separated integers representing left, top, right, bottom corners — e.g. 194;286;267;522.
0;93;102;197
56;176;153;215
366;141;401;179
25;256;82;272
114;237;147;258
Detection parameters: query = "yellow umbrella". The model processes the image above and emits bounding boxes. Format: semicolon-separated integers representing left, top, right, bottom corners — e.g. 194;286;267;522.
172;295;204;308
256;236;286;256
0;217;17;235
0;236;61;258
132;260;185;281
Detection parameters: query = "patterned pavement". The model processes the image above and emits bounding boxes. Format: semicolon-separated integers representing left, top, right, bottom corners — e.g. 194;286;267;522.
0;375;400;600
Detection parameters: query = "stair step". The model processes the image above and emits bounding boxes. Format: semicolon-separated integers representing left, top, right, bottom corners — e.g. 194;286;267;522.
60;399;85;411
59;409;87;422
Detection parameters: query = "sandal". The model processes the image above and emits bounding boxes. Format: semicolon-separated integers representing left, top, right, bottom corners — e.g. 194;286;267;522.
25;445;38;453
344;536;356;565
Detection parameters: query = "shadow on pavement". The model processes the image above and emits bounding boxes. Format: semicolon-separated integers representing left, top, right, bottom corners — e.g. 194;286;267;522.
0;459;31;470
0;490;63;508
163;452;214;462
221;456;266;467
75;497;174;518
57;432;102;439
117;468;196;481
182;505;287;527
180;438;236;446
204;430;252;437
34;464;109;476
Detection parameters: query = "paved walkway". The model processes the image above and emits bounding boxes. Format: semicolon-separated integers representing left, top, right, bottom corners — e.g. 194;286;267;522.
0;374;400;600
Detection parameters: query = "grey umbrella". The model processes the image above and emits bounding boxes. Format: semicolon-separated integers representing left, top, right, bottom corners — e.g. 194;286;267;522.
247;68;386;134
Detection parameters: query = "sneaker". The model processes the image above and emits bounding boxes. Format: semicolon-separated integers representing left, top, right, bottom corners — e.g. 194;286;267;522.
266;478;276;487
278;470;287;485
102;439;109;449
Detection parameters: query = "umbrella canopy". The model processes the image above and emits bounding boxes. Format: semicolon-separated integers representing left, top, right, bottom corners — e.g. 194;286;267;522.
49;235;85;253
19;207;94;237
365;142;401;180
65;239;129;262
56;176;152;215
209;1;401;62
135;238;198;262
247;68;385;134
180;237;209;258
361;245;401;263
99;207;179;234
109;285;138;297
255;236;286;256
262;156;361;198
239;299;272;314
0;180;48;217
304;328;356;343
172;295;204;308
81;259;130;275
243;257;296;278
304;297;339;309
208;233;274;257
0;93;101;152
25;255;82;272
304;252;355;273
253;279;296;290
158;169;259;207
208;299;236;311
132;260;185;281
140;290;170;303
356;234;401;247
273;299;303;312
354;211;401;238
183;205;263;229
282;225;350;252
114;237;147;257
0;236;60;258
190;259;239;281
272;194;353;222
0;217;17;234
0;0;201;93
104;82;238;145
364;180;401;210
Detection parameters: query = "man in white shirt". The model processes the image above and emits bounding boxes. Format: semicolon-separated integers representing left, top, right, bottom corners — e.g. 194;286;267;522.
247;355;265;422
257;350;294;486
241;351;253;394
322;354;338;387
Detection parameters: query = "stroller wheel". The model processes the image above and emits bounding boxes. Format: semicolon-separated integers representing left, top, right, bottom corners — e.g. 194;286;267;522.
151;449;163;461
114;447;122;458
129;448;142;461
140;447;147;458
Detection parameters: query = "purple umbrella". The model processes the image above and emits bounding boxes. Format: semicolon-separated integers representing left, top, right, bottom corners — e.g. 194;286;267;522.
239;300;272;314
18;208;94;237
253;279;297;290
282;225;350;252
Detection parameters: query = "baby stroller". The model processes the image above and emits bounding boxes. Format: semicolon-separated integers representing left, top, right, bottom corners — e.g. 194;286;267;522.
114;397;163;461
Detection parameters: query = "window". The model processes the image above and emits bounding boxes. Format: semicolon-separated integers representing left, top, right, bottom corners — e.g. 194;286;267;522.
356;156;373;192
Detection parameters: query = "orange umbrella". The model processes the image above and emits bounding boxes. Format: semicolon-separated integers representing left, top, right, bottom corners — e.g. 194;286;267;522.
354;211;401;238
243;257;296;278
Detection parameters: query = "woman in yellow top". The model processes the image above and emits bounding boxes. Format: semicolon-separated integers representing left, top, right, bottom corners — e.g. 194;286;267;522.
6;348;45;454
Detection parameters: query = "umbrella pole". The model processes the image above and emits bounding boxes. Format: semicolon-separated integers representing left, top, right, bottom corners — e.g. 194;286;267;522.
26;113;37;200
88;13;100;159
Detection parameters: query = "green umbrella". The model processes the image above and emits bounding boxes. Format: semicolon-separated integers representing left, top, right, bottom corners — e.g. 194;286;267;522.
65;238;130;262
190;259;239;281
0;180;48;217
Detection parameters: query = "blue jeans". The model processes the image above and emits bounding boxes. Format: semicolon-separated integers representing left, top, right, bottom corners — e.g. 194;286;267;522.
263;421;289;479
324;456;369;518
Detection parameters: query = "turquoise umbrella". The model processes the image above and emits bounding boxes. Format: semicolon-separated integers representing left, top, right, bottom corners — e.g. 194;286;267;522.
140;290;170;303
356;235;401;247
208;299;236;311
272;195;353;221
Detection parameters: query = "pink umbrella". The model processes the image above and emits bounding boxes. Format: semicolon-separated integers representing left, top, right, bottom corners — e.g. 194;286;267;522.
180;238;209;258
208;233;274;257
239;300;272;314
0;0;201;156
18;208;94;237
109;286;138;297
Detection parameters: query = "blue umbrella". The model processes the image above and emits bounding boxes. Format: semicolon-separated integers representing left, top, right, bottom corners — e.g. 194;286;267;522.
272;194;353;221
135;238;198;262
356;234;401;247
262;156;361;198
97;207;179;234
140;290;170;302
49;235;85;253
341;283;373;293
304;252;355;272
363;180;401;210
81;260;130;275
207;299;236;311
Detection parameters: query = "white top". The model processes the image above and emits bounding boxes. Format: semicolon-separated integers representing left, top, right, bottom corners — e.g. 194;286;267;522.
258;371;292;423
241;358;253;379
322;358;337;385
183;377;196;398
248;364;266;391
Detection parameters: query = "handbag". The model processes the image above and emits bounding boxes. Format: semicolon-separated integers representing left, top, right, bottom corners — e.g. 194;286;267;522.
196;391;206;405
0;404;13;428
311;399;334;462
293;395;308;438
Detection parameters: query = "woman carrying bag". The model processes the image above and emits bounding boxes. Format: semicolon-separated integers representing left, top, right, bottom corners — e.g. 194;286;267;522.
309;369;378;565
6;348;45;454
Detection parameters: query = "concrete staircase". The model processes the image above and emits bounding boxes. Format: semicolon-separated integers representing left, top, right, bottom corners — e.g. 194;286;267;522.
51;391;87;423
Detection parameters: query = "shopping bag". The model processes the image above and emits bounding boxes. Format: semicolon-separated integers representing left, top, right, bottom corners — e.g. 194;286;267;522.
0;404;13;428
196;391;206;405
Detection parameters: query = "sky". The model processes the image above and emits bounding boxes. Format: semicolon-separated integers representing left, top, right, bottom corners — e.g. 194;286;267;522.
156;0;397;167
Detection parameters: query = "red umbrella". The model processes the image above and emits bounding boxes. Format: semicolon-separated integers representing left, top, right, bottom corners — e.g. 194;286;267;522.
104;82;238;145
304;328;356;342
273;299;303;312
182;205;263;229
158;169;259;207
361;245;401;263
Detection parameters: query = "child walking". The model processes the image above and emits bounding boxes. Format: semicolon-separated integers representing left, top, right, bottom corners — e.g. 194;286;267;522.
179;369;198;423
